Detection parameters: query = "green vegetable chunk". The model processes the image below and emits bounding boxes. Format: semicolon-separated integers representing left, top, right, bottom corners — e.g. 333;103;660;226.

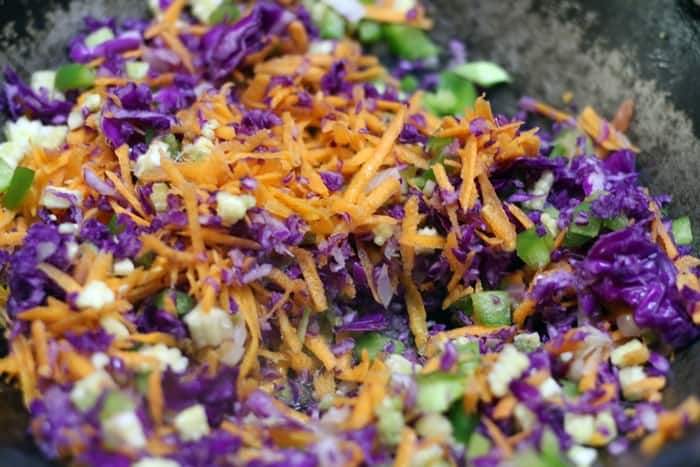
383;24;439;60
413;136;453;188
561;379;581;398
399;75;419;93
416;372;466;413
354;332;404;360
471;291;511;327
54;63;96;91
448;400;478;445
208;0;240;24
450;61;512;88
563;202;602;248
100;391;135;421
672;216;693;246
320;9;345;39
466;432;491;458
516;228;554;268
424;72;477;116
357;20;383;44
603;214;629;232
3;167;35;209
155;289;196;316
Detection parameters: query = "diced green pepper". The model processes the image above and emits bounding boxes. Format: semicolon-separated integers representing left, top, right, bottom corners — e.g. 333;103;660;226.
0;159;15;193
516;228;554;269
561;379;580;398
413;136;453;188
320;8;345;39
603;214;629;232
416;372;466;413
563;202;601;248
454;339;480;356
424;72;477;116
354;332;404;360
450;61;511;88
471;291;512;327
100;391;134;421
208;0;240;24
383;24;439;60
357;20;383;44
672;216;693;246
54;63;96;91
466;432;491;458
3;167;35;209
448;400;478;446
155;289;195;316
540;429;568;467
399;75;419;93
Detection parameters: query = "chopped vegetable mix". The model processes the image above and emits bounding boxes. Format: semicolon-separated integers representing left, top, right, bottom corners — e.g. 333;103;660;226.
0;2;698;467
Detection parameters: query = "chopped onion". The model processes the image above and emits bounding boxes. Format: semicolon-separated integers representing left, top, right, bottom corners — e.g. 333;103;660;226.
366;167;401;193
83;167;117;197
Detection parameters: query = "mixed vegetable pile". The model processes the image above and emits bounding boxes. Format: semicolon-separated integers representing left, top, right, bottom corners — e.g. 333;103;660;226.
1;1;700;466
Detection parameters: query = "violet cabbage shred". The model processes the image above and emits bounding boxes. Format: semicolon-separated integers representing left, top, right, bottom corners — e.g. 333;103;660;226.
0;1;698;467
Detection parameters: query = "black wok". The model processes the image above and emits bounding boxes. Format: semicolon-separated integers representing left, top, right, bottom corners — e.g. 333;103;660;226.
1;0;700;465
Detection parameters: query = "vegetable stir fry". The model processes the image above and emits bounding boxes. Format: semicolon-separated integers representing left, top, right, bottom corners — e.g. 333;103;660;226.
0;1;699;466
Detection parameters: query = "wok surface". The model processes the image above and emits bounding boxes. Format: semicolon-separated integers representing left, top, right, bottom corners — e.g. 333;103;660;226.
1;0;700;464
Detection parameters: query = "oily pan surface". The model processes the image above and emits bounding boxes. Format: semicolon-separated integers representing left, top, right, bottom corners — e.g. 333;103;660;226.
1;0;700;465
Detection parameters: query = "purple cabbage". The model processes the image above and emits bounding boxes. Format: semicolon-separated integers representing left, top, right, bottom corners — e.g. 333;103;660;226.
69;30;141;64
238;109;282;135
80;214;142;259
0;68;72;124
319;171;344;192
579;226;699;348
320;61;350;96
6;222;73;316
101;83;176;147
202;2;294;82
162;366;238;427
64;329;114;353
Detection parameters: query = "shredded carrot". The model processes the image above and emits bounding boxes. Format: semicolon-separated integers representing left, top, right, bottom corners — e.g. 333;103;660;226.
37;263;82;293
291;247;328;312
30;321;50;378
148;369;164;425
305;335;337;371
483;416;513;457
344;108;406;203
458;137;479;210
505;203;535;230
394;428;417;467
513;299;536;327
493;395;517;420
278;311;303;353
403;271;428;352
478;173;517;251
